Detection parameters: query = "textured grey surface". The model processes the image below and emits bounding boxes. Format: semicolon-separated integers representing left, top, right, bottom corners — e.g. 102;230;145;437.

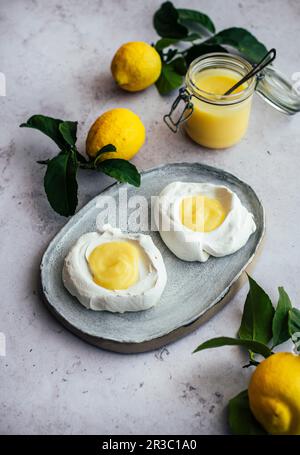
41;163;264;345
0;0;300;435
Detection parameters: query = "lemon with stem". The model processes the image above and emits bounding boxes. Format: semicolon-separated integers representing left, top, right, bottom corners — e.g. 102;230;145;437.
248;352;300;435
86;108;145;161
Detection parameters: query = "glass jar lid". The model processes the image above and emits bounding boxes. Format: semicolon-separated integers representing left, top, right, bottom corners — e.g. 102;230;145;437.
256;66;300;115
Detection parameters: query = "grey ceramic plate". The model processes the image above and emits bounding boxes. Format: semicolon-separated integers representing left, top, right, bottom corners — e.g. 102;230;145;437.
41;162;265;353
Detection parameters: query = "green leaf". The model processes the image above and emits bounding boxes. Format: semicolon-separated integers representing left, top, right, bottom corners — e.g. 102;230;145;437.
184;43;228;66
164;48;178;63
155;38;180;52
44;151;78;216
155;34;200;52
288;308;300;353
37;159;50;165
98;159;141;187
95;144;117;158
193;336;272;358
94;144;117;167
153;1;188;38
58;121;78;147
20;114;69;150
171;56;187;75
238;275;274;345
155;57;186;95
177;8;216;34
272;287;293;347
207;27;268;63
228;390;267;435
183;33;202;42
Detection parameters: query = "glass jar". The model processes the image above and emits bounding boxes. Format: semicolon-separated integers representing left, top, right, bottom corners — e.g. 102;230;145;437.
164;52;300;149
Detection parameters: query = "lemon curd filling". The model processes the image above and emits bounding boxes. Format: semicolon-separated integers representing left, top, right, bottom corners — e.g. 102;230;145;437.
185;68;252;149
194;70;246;95
180;194;227;232
88;241;140;290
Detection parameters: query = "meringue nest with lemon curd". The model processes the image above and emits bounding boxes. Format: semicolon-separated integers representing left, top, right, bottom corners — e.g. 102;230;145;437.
62;225;167;313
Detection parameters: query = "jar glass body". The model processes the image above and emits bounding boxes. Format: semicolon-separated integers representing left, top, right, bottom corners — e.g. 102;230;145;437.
184;54;256;149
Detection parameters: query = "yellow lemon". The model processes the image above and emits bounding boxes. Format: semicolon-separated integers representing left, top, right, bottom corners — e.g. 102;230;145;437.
86;108;145;160
248;352;300;435
111;41;162;92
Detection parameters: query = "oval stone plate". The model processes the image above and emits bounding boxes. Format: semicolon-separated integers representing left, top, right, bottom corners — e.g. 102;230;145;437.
41;163;265;353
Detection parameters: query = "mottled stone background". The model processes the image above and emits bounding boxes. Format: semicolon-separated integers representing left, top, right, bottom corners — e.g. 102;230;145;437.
0;0;299;435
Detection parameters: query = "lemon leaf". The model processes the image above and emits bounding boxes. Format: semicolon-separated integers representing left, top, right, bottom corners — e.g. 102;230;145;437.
184;43;228;66
58;121;78;148
97;159;141;187
206;27;268;64
37;159;50;165
156;58;186;95
155;34;201;52
228;390;267;435
153;2;188;39
193;337;272;358
272;287;293;348
94;144;117;166
288;308;300;353
163;48;178;63
238;275;274;345
155;38;180;52
95;144;117;156
177;8;216;34
153;3;215;39
44;150;78;217
20;114;71;150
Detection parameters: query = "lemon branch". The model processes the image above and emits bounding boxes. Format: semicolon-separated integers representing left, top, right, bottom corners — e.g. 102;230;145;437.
194;275;300;435
20;115;141;216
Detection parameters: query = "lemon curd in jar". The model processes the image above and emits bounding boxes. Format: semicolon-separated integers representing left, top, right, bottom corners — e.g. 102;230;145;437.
184;54;256;149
